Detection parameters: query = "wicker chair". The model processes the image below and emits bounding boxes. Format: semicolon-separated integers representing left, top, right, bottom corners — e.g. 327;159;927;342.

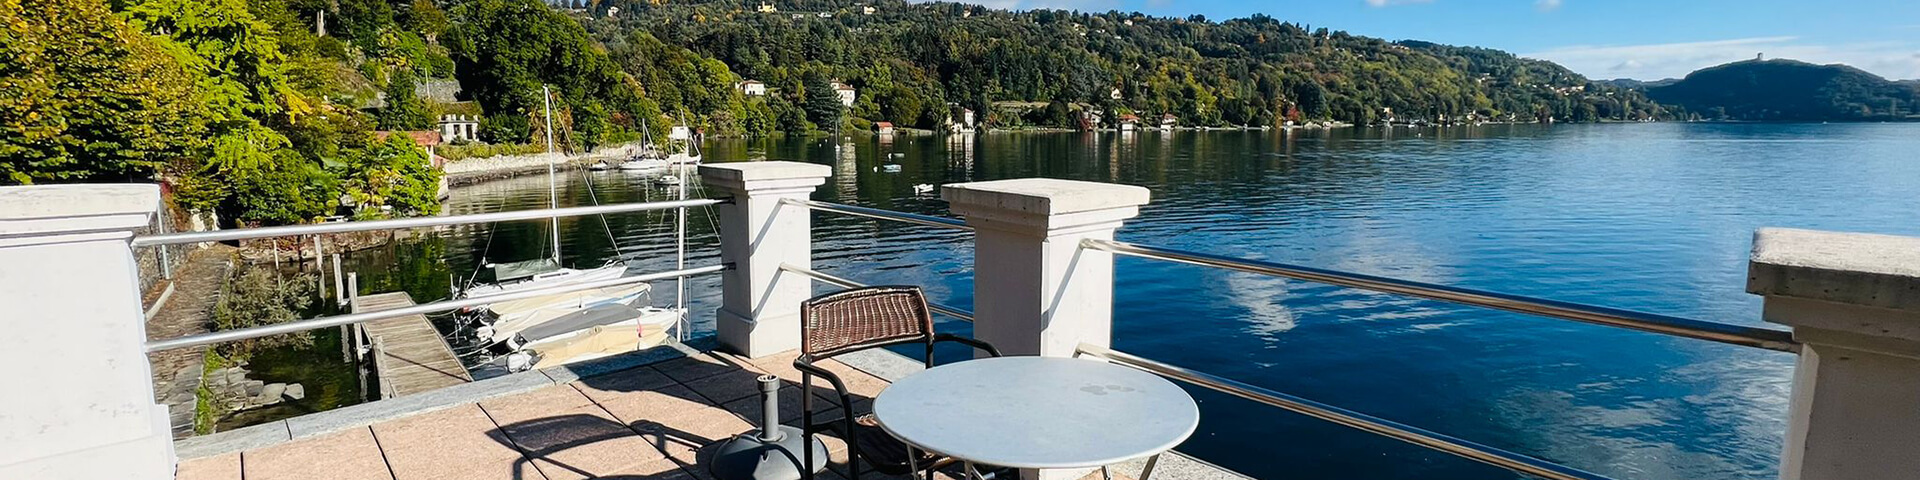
796;286;1001;480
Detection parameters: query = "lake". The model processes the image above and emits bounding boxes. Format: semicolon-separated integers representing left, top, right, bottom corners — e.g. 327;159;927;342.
347;122;1920;480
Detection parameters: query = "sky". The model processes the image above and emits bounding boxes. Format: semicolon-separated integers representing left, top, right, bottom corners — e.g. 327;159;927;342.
954;0;1920;80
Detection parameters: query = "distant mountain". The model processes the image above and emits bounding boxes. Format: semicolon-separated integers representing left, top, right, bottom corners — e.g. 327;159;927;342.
1647;59;1919;121
1597;78;1677;89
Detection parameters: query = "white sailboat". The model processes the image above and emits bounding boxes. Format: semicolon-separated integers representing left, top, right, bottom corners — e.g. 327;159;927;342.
460;85;627;301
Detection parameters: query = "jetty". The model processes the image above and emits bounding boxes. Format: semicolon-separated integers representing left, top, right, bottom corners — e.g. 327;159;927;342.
352;292;470;398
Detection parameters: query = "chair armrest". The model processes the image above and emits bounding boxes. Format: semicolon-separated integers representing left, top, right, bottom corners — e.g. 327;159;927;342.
933;333;1002;357
793;358;857;412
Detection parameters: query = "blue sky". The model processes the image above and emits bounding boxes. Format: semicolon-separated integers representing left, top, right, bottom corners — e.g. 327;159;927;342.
963;0;1920;80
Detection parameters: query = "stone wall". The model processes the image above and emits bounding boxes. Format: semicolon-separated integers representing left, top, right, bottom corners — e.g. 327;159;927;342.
442;141;656;184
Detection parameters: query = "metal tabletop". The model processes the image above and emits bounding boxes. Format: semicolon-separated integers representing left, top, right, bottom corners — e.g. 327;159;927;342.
872;356;1200;469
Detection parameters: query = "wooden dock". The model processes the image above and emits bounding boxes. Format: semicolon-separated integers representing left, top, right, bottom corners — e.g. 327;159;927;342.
354;292;470;398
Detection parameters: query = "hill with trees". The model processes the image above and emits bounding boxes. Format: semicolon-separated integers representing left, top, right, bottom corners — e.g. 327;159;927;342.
5;0;1675;226
1647;59;1920;121
586;0;1669;131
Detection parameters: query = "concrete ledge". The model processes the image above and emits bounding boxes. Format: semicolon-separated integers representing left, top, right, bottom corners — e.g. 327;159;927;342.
173;337;709;459
942;179;1150;216
1749;228;1920;312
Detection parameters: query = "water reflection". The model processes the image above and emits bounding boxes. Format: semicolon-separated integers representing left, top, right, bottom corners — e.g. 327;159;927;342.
358;123;1920;480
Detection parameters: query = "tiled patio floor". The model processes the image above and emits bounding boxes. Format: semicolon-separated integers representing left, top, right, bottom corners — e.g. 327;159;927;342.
174;350;1124;480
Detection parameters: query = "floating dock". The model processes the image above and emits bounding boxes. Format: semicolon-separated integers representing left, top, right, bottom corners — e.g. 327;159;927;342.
354;292;471;397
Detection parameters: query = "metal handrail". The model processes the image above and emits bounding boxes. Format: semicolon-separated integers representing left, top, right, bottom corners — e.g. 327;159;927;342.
777;263;976;321
1082;239;1798;353
132;198;723;247
144;265;724;352
1076;343;1614;480
781;199;973;231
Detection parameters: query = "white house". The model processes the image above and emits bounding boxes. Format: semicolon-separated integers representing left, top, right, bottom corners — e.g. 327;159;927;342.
1110;87;1124;100
832;82;856;107
737;80;766;96
757;3;775;13
438;114;479;143
862;5;875;14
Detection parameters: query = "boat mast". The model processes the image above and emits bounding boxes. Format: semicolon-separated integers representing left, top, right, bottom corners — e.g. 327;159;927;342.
674;115;688;326
543;85;561;264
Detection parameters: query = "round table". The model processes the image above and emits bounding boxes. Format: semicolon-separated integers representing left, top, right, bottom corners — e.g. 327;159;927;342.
872;356;1199;479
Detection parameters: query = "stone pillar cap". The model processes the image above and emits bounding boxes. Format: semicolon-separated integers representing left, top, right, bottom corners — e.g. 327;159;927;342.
1749;227;1920;312
942;179;1150;215
699;161;831;193
0;184;159;240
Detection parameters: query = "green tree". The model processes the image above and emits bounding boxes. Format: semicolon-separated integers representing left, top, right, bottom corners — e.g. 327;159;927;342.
336;135;440;217
0;0;210;184
801;69;842;132
378;68;431;130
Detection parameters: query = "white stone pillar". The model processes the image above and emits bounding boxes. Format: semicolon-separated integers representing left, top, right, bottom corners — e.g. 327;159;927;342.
1748;228;1920;480
944;179;1151;358
701;162;832;358
0;185;173;480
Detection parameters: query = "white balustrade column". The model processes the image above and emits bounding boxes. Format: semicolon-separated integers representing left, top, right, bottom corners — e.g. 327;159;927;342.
701;162;832;358
0;185;173;479
1749;228;1920;480
944;179;1151;358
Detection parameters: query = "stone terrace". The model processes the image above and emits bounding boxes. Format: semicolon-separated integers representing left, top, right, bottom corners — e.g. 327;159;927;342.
172;347;1228;480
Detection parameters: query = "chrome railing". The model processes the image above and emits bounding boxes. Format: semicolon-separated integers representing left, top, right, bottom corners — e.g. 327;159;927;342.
146;265;723;352
1076;343;1613;480
140;198;728;351
132;198;722;247
791;200;1792;480
781;199;972;231
1080;239;1799;353
778;263;975;321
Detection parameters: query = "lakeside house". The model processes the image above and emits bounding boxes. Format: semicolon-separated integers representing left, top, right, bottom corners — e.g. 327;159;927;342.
863;5;876;14
947;106;977;133
1117;113;1141;131
756;2;775;12
375;130;445;168
1110;87;1124;100
874;121;896;135
736;80;766;96
438;114;480;143
832;82;857;107
1160;113;1178;130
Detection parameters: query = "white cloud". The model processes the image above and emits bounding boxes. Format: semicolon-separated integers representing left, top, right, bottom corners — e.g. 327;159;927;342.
1524;36;1920;80
1534;0;1562;12
1365;0;1433;7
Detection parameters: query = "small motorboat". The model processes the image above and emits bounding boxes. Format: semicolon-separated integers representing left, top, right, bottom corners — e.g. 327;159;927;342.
653;175;682;186
588;161;614;171
880;164;903;173
483;304;685;372
912;184;935;194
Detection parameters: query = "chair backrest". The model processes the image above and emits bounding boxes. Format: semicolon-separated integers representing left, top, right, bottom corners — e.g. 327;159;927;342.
799;286;934;359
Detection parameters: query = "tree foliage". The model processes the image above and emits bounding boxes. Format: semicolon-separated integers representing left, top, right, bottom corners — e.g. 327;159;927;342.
1649;59;1920;121
0;0;210;184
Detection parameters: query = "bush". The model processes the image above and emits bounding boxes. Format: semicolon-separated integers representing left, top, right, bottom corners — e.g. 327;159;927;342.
211;268;316;360
437;142;546;160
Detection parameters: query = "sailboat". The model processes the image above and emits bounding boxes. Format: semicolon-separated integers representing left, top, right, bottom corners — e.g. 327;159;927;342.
464;99;697;376
665;125;701;165
460;85;627;301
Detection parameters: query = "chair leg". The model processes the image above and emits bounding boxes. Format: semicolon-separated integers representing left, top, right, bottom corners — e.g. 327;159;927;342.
803;379;815;480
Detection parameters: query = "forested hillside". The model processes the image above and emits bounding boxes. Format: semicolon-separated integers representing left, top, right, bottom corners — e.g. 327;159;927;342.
592;0;1668;131
4;0;1671;226
1648;59;1919;121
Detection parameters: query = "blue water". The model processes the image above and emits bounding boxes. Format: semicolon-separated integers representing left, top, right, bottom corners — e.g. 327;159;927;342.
418;122;1920;479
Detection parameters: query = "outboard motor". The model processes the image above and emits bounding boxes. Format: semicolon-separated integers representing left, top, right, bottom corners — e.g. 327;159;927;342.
709;375;828;480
